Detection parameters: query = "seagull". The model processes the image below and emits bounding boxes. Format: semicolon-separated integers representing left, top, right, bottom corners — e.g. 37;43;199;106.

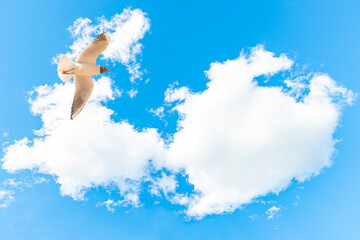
57;32;112;120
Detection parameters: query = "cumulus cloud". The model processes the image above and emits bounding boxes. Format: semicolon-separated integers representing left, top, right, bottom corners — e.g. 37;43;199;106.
53;8;150;82
160;46;354;218
1;41;354;219
2;77;164;202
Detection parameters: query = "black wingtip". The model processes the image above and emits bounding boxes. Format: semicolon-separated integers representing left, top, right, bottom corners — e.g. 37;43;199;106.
70;116;73;120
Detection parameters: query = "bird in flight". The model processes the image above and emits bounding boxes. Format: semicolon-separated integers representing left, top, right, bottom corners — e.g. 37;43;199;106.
57;32;112;120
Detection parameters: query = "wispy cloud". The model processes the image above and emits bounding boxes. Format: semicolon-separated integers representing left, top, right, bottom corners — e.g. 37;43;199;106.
0;176;48;208
266;205;281;219
127;89;138;98
53;9;150;82
149;173;177;197
0;190;14;208
148;106;165;119
96;194;141;213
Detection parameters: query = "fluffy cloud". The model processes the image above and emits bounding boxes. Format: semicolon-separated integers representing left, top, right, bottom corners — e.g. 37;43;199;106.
160;46;354;218
2;77;164;202
1;20;354;219
1;9;158;204
53;8;150;82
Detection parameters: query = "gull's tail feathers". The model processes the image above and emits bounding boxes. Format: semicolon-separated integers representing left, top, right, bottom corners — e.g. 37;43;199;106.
57;55;76;82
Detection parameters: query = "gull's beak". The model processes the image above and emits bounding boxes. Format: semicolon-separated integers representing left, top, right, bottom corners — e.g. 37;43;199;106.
108;69;113;72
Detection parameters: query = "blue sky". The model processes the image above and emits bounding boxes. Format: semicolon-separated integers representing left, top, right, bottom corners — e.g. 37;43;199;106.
0;0;359;239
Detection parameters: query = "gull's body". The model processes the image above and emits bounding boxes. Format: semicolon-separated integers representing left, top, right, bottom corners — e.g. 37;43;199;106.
64;63;101;76
57;32;112;120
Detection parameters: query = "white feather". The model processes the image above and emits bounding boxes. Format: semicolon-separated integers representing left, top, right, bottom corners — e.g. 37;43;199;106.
57;55;76;82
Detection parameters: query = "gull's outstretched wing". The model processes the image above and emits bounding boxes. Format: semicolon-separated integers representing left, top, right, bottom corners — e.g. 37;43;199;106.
76;32;110;64
70;75;94;120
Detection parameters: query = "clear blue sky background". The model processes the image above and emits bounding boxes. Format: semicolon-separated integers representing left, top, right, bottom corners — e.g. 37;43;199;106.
0;0;359;239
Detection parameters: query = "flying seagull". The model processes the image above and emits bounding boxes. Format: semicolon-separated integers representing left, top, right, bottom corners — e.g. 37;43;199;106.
57;32;112;120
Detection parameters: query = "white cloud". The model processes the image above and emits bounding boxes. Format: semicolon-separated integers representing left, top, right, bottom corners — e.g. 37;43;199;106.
1;42;354;219
0;176;51;208
149;173;177;197
248;214;258;221
148;106;165;119
266;205;280;219
127;89;138;98
1;77;164;202
96;199;122;213
53;8;150;82
159;45;354;218
0;190;14;208
164;86;191;104
96;194;141;213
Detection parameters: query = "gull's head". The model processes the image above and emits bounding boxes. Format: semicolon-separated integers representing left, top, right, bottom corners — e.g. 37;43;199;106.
100;66;113;73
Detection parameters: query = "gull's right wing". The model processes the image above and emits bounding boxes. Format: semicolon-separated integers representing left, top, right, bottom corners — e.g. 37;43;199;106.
76;32;110;64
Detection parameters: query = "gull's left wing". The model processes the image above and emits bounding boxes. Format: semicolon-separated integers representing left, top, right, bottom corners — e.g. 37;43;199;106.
70;75;94;120
76;32;110;64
